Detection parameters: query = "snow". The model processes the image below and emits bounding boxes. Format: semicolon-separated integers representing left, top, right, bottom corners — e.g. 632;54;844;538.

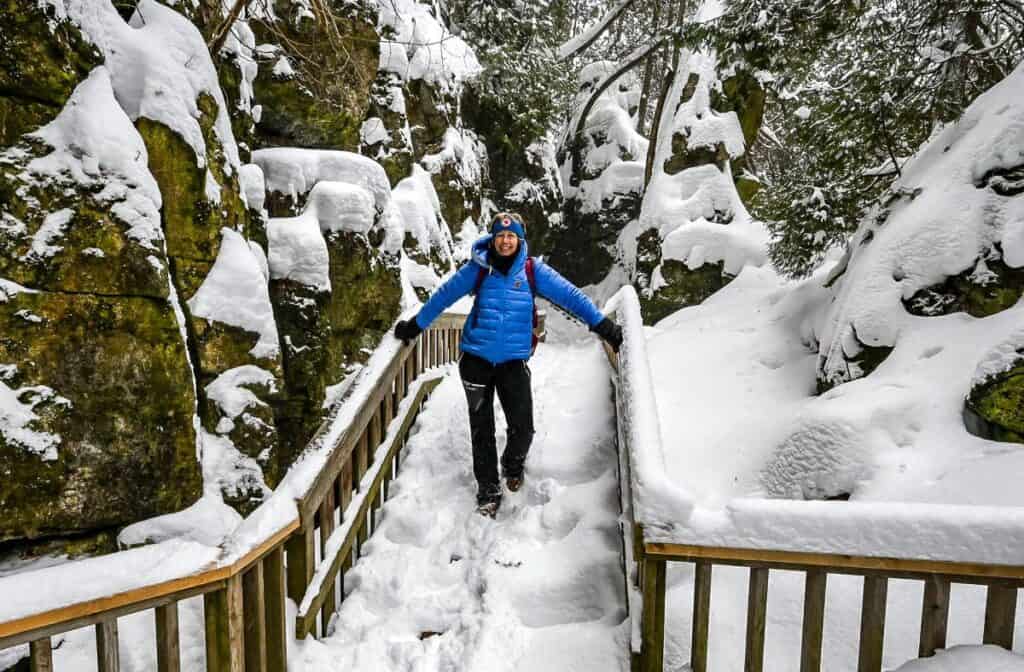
892;646;1024;671
0;382;68;461
817;62;1024;388
636;47;769;279
603;286;694;530
306;181;377;235
294;339;629;672
240;163;267;213
557;0;633;60
267;210;331;291
376;0;481;92
360;117;390;146
20;66;163;251
205;365;277;435
253;147;392;211
390;166;456;264
55;0;242;180
0;538;219;624
187;228;281;360
118;494;243;548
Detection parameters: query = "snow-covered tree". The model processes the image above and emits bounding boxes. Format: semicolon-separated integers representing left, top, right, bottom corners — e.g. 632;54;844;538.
691;0;1024;276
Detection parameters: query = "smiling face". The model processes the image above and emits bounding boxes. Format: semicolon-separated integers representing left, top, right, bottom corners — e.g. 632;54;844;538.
493;230;519;257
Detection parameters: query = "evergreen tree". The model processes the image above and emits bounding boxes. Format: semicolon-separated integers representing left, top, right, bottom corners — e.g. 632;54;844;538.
690;0;1024;276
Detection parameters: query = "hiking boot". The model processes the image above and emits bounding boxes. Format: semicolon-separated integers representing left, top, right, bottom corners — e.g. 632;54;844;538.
505;475;523;493
476;501;499;518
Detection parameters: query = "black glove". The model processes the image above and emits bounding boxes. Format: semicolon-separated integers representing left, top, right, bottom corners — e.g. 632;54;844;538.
394;317;422;343
591;316;623;353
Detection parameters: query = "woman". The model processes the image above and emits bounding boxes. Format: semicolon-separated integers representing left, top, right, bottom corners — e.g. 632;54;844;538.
394;213;622;517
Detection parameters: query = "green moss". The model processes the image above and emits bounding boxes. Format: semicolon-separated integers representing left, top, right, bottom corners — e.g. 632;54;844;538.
270;233;401;476
0;0;102;146
904;256;1024;318
251;2;379;150
641;259;733;324
0;290;200;542
0;150;169;298
966;361;1024;443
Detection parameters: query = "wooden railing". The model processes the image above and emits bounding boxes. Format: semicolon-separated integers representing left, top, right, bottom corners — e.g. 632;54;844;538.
601;287;1024;672
0;313;467;672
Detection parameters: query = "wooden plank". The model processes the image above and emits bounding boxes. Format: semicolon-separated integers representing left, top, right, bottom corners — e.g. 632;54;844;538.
640;558;666;672
95;618;119;672
857;576;887;672
800;570;827;672
29;638;53;672
242;562;267;672
918;575;949;658
984;585;1017;649
356;429;369;488
285;525;315;610
319;489;337;638
263;547;288;672
691;561;712;672
645;542;1024;582
745;567;769;672
155;603;180;672
204;574;244;672
294;379;443;640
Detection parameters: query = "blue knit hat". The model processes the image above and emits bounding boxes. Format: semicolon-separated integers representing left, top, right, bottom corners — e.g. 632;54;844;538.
490;212;526;239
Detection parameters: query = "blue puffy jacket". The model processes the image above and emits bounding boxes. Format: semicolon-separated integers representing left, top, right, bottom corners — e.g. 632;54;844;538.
415;236;605;364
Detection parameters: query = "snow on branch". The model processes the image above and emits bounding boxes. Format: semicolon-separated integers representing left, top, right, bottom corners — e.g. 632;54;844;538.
572;36;667;139
558;0;639;61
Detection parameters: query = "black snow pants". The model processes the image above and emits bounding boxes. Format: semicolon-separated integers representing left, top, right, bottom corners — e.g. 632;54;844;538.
459;352;535;505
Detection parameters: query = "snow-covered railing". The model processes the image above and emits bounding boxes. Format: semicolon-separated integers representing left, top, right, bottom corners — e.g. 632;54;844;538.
602;287;1024;672
0;314;467;672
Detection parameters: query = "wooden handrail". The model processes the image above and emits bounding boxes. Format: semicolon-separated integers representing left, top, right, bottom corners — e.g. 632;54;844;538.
0;315;467;671
599;287;1024;672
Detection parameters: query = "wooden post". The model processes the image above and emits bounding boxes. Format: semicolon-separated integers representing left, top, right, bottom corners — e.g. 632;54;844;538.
384;380;394;431
242;562;267;672
29;638;53;672
415;336;423;375
691;561;712;672
204;574;244;672
919;575;949;658
983;585;1017;649
96;618;120;672
356;429;369;487
286;525;315;611
745;567;769;672
800;570;827;672
397;360;406;405
640;558;667;672
264;546;288;672
857;576;888;672
320;489;337;637
155;603;181;672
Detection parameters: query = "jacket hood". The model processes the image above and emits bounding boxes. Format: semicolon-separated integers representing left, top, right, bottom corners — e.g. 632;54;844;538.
470;235;528;270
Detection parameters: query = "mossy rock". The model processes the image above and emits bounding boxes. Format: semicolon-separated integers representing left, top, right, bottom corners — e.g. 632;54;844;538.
966;361;1024;443
904;255;1024;319
640;258;733;325
251;0;379;150
551;190;639;287
406;80;452;157
136;94;247;298
0;139;169;299
269;233;400;475
663;133;730;176
429;158;481;235
0;289;200;542
363;72;415;186
0;0;102;146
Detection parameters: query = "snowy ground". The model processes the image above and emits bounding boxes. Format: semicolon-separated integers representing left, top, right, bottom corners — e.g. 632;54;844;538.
292;337;630;672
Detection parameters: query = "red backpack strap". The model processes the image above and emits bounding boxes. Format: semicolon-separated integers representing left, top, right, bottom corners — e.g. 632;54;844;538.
525;257;537;295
